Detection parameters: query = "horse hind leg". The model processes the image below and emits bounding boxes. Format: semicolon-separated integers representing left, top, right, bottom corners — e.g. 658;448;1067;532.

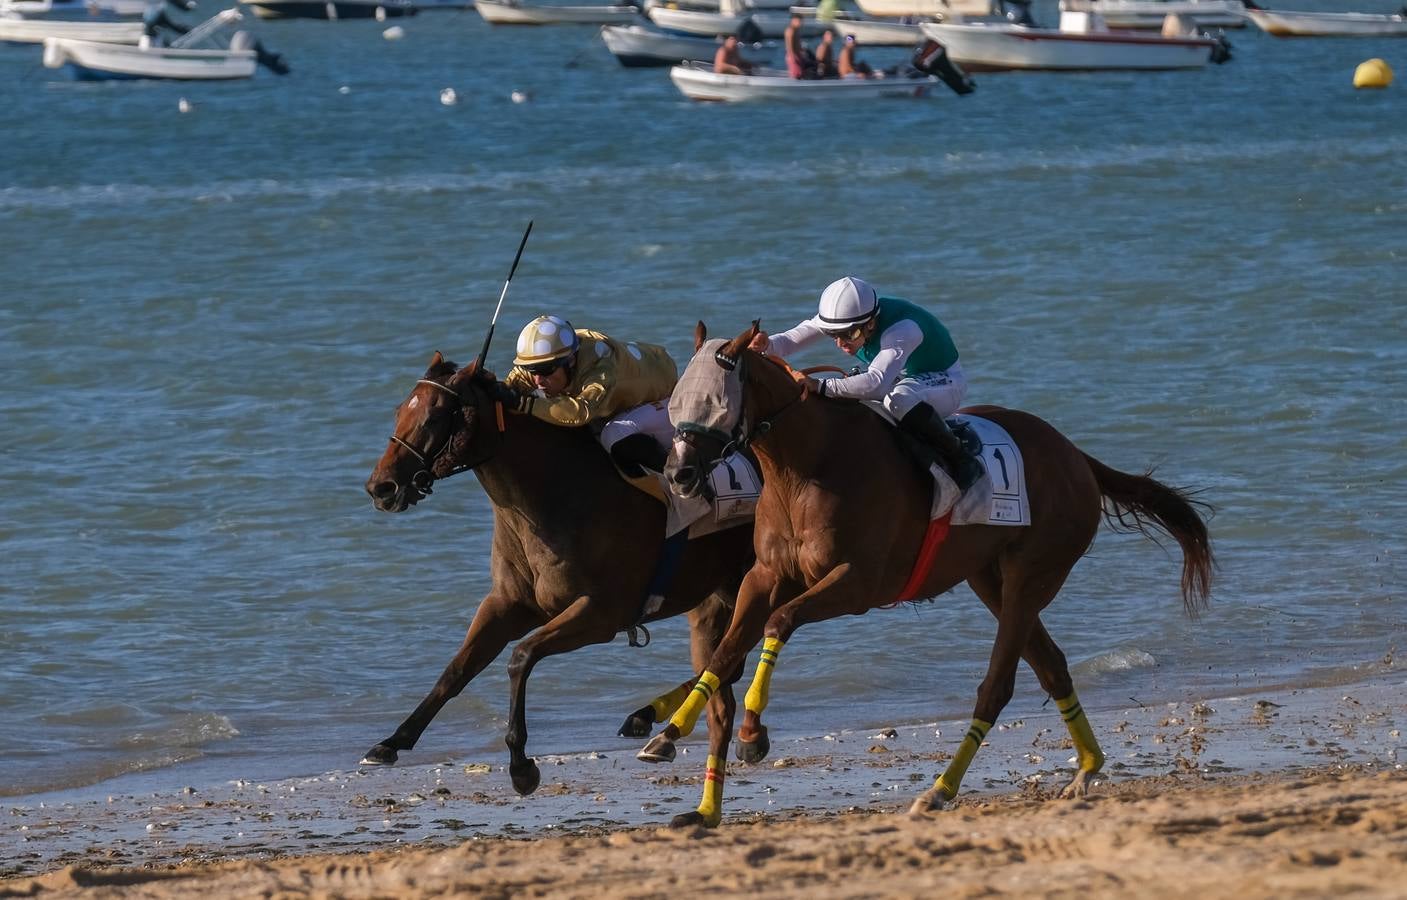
910;563;1062;815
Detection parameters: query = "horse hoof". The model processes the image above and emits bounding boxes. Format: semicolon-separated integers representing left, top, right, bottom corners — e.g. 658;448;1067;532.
618;706;656;738
1059;770;1096;799
509;761;541;796
637;734;677;764
360;743;399;766
735;727;769;764
907;787;951;816
668;810;717;829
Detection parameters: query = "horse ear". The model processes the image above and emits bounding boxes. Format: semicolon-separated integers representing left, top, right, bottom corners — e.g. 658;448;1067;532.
425;350;445;375
694;321;707;352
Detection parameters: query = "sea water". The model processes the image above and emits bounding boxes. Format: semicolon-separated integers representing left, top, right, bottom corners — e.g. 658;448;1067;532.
1;5;1404;800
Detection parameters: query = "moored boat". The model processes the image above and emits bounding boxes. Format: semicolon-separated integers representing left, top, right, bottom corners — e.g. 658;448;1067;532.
669;59;937;100
832;16;925;45
238;0;416;19
600;22;775;65
42;6;289;78
0;16;145;43
1059;0;1247;30
921;8;1228;70
1243;6;1407;37
474;0;640;24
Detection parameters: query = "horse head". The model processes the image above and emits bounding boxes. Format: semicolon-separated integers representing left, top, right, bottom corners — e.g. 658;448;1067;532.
364;351;503;512
666;321;762;500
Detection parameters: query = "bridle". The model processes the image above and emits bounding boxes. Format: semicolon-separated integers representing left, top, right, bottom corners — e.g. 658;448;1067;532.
386;378;467;495
672;345;804;493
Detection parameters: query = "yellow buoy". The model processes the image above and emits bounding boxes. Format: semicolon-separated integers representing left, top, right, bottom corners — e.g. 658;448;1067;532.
1353;58;1393;90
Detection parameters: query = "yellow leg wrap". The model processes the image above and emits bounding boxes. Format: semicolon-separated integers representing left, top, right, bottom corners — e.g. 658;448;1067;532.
743;637;785;716
648;681;696;722
695;754;725;827
934;718;992;799
668;671;721;738
1056;692;1104;773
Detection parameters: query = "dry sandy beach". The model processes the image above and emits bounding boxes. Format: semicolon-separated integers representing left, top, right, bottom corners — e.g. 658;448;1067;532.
5;671;1404;898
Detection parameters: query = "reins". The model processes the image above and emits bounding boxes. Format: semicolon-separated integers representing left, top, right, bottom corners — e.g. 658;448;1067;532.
388;376;506;492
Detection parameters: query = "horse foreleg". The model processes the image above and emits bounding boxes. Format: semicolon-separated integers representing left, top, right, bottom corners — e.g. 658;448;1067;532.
504;595;618;796
619;678;697;739
639;567;775;764
670;594;739;829
361;594;536;766
735;564;852;764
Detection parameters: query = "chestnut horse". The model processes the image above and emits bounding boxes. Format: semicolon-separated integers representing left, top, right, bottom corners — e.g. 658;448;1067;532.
638;323;1214;815
363;353;756;826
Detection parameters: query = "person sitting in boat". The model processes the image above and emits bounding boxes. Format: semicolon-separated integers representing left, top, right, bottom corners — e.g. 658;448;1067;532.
813;29;838;78
713;34;755;76
784;13;817;79
748;277;985;490
837;34;875;79
498;315;679;478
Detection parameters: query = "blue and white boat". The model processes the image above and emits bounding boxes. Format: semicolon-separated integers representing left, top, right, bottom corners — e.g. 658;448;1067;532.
42;6;289;79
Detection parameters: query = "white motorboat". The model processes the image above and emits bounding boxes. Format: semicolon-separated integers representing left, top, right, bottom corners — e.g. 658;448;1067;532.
855;0;996;19
1060;0;1247;29
833;15;926;44
669;59;937;100
600;22;775;65
43;7;289;78
921;9;1227;70
647;3;747;34
474;0;640;24
0;0;152;18
238;0;416;18
0;16;145;42
1244;6;1407;37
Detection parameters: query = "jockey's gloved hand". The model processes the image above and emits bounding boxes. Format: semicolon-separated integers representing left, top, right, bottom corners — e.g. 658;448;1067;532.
489;382;533;414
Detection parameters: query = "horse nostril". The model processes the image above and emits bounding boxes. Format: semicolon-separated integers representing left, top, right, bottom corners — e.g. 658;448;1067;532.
672;466;696;486
367;479;396;499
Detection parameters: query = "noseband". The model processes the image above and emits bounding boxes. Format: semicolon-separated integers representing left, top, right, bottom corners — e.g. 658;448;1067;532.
388;378;468;494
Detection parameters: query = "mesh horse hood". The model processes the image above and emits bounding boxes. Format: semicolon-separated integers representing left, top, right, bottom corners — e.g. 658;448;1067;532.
669;338;743;439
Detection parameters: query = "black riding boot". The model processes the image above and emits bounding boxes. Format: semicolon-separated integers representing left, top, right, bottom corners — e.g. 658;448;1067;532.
610;433;667;479
899;403;984;491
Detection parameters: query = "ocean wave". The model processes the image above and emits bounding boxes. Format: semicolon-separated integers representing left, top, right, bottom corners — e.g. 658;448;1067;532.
1073;648;1159;676
0;136;1393;213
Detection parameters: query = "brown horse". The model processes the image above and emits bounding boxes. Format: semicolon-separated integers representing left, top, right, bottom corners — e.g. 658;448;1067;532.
363;352;756;825
638;323;1214;815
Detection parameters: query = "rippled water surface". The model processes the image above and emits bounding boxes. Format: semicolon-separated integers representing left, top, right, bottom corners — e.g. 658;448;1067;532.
2;4;1404;799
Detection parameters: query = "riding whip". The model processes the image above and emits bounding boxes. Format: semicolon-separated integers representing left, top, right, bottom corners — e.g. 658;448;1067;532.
473;220;534;375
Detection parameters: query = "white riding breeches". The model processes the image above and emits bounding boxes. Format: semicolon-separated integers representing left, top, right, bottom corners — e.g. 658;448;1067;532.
598;399;675;454
883;362;968;420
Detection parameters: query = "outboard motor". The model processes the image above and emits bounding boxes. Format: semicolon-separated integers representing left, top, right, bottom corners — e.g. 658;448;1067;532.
912;39;975;96
735;16;764;44
142;1;192;44
231;29;291;75
1000;0;1036;26
1207;29;1232;64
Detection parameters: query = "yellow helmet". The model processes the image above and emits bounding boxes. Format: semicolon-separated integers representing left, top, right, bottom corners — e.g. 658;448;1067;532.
513;315;580;367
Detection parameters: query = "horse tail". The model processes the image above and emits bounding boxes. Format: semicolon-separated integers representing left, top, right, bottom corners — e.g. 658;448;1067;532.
1083;453;1216;618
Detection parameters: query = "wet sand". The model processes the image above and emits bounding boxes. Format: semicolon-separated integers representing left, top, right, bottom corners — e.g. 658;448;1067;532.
4;673;1404;897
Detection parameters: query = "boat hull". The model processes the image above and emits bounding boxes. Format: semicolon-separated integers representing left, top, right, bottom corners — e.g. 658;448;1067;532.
475;0;640;24
921;21;1216;70
855;0;993;18
239;0;417;19
670;62;935;101
1060;0;1247;30
0;18;144;44
43;36;258;79
833;17;924;45
1245;8;1407;37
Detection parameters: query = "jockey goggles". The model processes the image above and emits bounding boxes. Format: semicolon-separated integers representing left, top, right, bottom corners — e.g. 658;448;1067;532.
523;356;571;377
821;321;870;342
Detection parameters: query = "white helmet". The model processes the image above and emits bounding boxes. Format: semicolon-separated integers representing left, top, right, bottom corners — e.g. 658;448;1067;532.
514;315;580;366
816;276;878;333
